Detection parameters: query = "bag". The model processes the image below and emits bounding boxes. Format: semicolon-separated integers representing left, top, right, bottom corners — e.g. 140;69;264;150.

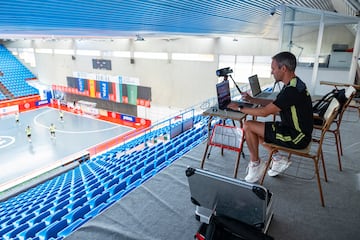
195;215;274;240
313;88;347;124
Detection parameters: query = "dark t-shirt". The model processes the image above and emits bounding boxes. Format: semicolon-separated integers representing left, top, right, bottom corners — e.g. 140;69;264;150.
273;77;313;138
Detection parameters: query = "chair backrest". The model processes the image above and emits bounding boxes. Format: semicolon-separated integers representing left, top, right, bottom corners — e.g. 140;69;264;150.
316;98;340;156
337;86;356;122
345;86;356;99
322;98;340;132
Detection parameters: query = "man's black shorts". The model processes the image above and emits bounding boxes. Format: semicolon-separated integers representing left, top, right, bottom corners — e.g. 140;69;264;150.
264;122;310;149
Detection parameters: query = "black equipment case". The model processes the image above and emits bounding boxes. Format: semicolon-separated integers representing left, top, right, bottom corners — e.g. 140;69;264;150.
185;167;274;240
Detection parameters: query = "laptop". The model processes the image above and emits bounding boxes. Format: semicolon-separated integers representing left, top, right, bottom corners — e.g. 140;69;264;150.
216;80;256;111
248;74;278;100
186;167;274;233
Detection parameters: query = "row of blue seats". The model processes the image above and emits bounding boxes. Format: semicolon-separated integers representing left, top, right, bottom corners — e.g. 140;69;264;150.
0;117;208;239
0;117;206;216
0;117;207;214
0;45;38;99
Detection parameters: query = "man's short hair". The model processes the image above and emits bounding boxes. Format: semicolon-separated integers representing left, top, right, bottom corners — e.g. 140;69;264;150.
272;52;297;72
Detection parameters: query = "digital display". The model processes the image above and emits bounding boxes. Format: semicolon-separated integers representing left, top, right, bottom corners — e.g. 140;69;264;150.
92;59;112;70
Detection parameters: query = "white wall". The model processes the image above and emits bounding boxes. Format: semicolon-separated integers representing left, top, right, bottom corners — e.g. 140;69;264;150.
3;25;355;109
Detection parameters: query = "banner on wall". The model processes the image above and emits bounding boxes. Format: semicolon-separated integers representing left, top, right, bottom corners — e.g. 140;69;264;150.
127;85;138;105
65;75;151;107
100;81;109;100
120;114;136;123
88;79;96;98
78;78;85;92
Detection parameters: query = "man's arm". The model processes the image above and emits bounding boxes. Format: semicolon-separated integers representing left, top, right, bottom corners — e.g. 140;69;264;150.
240;92;273;106
228;102;280;117
250;97;273;106
241;102;280;117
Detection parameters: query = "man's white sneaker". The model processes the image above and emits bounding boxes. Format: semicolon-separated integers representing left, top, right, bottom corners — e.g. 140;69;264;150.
245;160;266;183
267;154;291;177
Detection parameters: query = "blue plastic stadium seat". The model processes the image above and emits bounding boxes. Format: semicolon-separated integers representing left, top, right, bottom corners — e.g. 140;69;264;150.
3;222;29;240
87;186;104;200
155;155;167;170
144;154;155;165
164;142;173;153
12;206;30;217
155;148;165;158
24;203;40;215
72;182;85;192
55;192;70;203
141;161;156;177
104;177;119;190
86;181;101;193
58;218;89;239
101;174;113;184
125;160;137;171
52;200;70;213
89;192;110;209
3;214;22;226
64;204;91;224
108;180;127;202
120;168;134;180
37;218;68;240
110;165;121;174
126;170;142;189
176;142;186;154
36;202;54;215
16;212;36;227
29;210;51;226
0;224;15;238
42;195;57;206
85;202;109;220
67;196;87;212
18;221;46;239
0;215;12;226
112;167;126;178
133;161;145;173
44;208;68;225
70;189;86;202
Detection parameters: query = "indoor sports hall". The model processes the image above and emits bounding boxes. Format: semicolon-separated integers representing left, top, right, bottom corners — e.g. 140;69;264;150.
1;1;360;240
0;107;133;188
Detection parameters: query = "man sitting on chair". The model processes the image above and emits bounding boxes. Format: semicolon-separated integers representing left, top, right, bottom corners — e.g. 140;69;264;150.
228;51;313;183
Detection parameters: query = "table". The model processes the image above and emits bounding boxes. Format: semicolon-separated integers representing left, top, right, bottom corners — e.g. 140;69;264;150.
201;106;247;178
320;81;360;90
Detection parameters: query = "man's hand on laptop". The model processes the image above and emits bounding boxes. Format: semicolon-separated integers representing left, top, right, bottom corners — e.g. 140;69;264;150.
240;92;253;102
227;102;243;112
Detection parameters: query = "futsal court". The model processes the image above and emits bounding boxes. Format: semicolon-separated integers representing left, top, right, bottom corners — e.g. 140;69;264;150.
0;107;133;191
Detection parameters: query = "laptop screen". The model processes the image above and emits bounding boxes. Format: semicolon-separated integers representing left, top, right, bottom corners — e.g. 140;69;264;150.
216;80;231;110
248;74;262;97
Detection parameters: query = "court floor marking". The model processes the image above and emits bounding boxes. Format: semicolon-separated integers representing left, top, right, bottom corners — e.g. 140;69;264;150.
33;108;129;134
0;136;15;149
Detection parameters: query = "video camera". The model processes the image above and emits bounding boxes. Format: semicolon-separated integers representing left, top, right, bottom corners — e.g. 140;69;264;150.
216;67;233;77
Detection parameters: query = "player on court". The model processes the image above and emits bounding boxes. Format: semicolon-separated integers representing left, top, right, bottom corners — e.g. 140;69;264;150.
25;125;32;142
49;123;56;139
59;110;64;122
15;111;19;125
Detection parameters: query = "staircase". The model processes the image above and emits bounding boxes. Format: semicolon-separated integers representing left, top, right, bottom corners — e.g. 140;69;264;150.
0;81;14;99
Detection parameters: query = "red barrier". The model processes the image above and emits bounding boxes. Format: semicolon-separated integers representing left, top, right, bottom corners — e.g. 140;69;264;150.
0;95;41;112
